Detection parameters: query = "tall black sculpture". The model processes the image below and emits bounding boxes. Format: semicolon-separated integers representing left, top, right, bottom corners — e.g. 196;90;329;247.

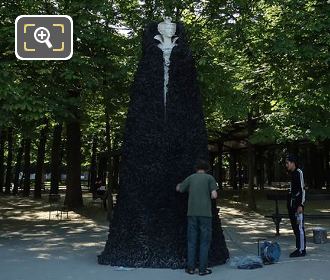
98;19;229;268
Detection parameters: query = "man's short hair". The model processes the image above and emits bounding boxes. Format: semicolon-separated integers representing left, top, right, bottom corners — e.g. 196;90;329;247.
286;154;298;166
194;159;210;172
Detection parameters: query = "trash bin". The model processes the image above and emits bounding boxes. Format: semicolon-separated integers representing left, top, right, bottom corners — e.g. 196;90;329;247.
313;227;327;244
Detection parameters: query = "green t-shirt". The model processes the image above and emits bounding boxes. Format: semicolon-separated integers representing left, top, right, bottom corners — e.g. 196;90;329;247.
179;173;218;217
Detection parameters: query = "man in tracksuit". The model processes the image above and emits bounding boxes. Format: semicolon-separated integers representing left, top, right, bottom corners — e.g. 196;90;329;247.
286;155;306;257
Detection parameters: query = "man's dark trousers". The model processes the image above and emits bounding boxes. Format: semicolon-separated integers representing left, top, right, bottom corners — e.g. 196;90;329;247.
187;216;212;271
288;204;306;251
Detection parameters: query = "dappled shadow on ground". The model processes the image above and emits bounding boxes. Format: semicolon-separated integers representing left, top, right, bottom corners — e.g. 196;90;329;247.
0;195;108;262
219;201;330;261
0;192;111;222
1;194;330;266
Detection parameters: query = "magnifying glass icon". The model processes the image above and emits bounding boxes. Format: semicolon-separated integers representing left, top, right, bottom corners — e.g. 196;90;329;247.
34;27;53;48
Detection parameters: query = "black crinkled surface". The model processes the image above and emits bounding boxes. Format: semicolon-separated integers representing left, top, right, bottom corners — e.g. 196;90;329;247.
98;22;229;268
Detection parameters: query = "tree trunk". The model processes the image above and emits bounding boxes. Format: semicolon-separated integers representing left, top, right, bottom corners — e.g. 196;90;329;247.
256;147;265;190
325;140;330;189
89;135;98;195
34;122;49;198
311;144;323;189
22;138;31;197
49;123;63;196
65;119;83;209
229;149;238;190
112;155;120;193
247;113;256;210
97;154;107;183
319;144;326;189
209;151;216;176
102;61;114;219
304;145;312;188
217;141;223;189
0;129;5;193
266;149;274;186
5;128;13;194
13;140;23;195
238;158;243;189
105;109;113;221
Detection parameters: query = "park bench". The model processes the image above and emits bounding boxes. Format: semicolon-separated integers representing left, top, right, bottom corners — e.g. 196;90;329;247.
265;192;330;235
90;191;108;210
270;181;289;189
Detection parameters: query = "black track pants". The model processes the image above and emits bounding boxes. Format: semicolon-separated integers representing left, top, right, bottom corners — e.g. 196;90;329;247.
288;205;306;251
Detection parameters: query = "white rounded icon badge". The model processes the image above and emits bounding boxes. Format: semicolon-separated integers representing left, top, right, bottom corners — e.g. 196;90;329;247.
15;15;73;60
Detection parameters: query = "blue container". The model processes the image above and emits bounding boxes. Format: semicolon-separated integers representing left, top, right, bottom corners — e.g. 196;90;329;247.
260;241;281;264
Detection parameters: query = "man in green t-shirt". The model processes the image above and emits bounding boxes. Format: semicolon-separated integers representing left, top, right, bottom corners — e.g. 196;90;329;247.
176;159;218;276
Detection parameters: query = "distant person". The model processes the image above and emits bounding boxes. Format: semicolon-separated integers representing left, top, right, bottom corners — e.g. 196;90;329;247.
286;154;306;257
176;159;218;275
93;177;107;209
93;177;103;198
96;185;106;197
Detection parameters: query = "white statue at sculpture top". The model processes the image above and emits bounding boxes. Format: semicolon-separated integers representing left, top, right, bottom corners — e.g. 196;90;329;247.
154;17;178;120
154;17;178;50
